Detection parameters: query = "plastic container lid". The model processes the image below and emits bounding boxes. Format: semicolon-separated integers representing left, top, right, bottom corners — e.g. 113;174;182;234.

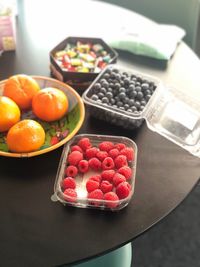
143;85;200;157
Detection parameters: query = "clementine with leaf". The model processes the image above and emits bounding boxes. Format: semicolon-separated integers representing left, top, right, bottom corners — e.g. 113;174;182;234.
0;96;21;132
3;74;40;110
32;87;69;122
6;119;45;153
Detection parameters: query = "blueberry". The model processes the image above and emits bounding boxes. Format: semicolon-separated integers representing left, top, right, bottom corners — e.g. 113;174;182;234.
102;97;109;104
129;91;137;98
134;101;141;108
131;106;137;112
98;92;104;99
119;92;126;100
128;99;135;106
115;73;121;80
93;83;101;93
145;94;152;101
136;92;144;100
119;87;126;93
114;83;120;90
141;83;149;90
124;104;129;110
91;94;99;101
101;81;109;88
106;92;113;99
135;86;142;92
100;87;107;94
117;101;123;107
103;73;110;80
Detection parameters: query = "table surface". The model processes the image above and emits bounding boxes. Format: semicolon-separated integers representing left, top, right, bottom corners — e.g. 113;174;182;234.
0;1;200;266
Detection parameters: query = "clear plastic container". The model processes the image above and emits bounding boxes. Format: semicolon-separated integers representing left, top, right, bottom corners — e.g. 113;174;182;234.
82;64;200;158
82;64;161;129
53;134;137;211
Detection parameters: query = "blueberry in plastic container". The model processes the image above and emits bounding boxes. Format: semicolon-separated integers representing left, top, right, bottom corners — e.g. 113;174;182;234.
82;65;161;130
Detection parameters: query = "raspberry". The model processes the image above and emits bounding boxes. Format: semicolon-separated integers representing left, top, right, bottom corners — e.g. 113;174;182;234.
65;165;78;177
114;155;128;169
120;147;134;161
114;143;126;151
71;145;83;153
88;189;103;206
98;141;114;152
78;137;92;151
86;178;100;193
85;147;99;159
102;157;115;170
90;175;102;183
100;180;113;193
96;150;108;161
62;177;76;189
113;173;126;186
116;182;131;199
108;148;120;159
118;166;132;180
104;192;119;208
88;157;101;171
101;169;115;182
63;188;77;202
67;151;83;166
78;160;89;173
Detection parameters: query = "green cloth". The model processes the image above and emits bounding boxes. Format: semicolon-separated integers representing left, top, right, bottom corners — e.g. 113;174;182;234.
107;24;185;60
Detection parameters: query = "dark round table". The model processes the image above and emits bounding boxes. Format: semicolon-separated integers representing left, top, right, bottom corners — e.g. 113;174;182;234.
0;1;200;266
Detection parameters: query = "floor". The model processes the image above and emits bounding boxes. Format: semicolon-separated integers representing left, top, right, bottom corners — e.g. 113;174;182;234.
131;185;200;267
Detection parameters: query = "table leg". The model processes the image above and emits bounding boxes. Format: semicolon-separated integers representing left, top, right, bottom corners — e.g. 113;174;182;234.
72;242;132;267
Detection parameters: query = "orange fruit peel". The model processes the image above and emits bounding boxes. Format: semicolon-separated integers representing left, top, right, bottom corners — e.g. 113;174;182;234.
3;74;40;110
32;87;69;122
0;96;21;132
6;119;45;153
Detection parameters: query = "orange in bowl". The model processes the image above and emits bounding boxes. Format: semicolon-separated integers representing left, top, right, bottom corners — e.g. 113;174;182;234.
6;119;45;153
32;87;69;122
0;96;21;132
3;74;40;110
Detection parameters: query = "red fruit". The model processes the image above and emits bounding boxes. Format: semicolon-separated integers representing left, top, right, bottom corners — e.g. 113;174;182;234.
100;180;113;193
78;137;92;151
90;175;102;183
116;182;131;199
85;147;99;159
96;150;108;161
98;141;114;152
108;148;120;159
104;192;119;208
62;177;76;189
101;169;115;182
88;157;101;171
86;178;100;193
118;166;132;180
63;188;77;202
78;159;89;173
120;147;134;161
68;151;83;166
65;165;78;177
88;189;104;206
102;157;115;170
114;143;126;151
114;155;128;169
71;145;83;153
113;173;126;186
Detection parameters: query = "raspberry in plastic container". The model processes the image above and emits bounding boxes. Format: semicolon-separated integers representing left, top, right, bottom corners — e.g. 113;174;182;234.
52;134;137;211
